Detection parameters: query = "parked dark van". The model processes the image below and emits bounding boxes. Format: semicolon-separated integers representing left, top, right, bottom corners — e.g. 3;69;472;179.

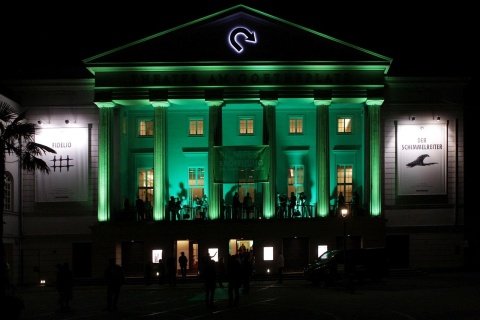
303;248;388;285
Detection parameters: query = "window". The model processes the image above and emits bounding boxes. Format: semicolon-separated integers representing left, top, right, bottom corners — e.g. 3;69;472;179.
188;168;205;206
189;119;204;136
337;165;353;202
289;116;304;134
238;167;255;203
239;118;254;135
288;165;304;196
4;172;12;211
138;168;154;205
139;120;154;136
337;117;352;133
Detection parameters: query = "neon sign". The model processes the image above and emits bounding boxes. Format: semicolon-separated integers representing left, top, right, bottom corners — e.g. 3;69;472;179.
228;27;257;53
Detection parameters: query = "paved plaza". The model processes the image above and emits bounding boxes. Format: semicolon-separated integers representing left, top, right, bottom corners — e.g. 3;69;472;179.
8;270;480;320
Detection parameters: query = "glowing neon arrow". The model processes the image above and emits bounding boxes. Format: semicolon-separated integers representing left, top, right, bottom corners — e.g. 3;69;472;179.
228;27;257;53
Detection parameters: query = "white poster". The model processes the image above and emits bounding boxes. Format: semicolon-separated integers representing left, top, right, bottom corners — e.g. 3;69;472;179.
35;127;89;202
397;123;446;195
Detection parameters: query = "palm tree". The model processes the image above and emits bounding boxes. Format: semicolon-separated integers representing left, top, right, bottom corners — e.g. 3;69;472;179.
0;101;56;298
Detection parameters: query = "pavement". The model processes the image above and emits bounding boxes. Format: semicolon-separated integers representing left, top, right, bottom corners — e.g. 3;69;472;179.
7;270;480;320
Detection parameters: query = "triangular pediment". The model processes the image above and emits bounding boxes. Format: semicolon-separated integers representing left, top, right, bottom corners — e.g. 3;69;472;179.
83;5;391;72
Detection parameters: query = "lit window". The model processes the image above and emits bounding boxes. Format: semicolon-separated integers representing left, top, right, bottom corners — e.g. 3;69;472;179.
188;168;205;207
189;119;204;136
138;168;154;205
337;117;352;133
139;120;154;136
4;172;12;211
289;116;303;134
288;165;304;196
337;165;353;202
239;118;254;135
263;247;274;261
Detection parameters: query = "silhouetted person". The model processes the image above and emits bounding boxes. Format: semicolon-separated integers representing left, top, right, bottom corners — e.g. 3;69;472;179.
227;254;242;308
135;197;145;221
337;192;345;215
243;193;253;219
168;196;176;221
104;258;125;312
144;197;152;220
288;192;297;218
179;252;188;279
232;192;241;220
204;255;217;310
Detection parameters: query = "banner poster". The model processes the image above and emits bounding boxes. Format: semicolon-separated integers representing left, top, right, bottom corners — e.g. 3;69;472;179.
35;127;89;202
397;123;446;195
214;146;270;183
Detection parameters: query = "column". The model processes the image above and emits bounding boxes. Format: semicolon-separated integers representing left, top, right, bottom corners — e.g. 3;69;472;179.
366;94;384;216
151;100;169;221
94;101;116;222
260;99;277;219
206;100;224;220
314;96;331;218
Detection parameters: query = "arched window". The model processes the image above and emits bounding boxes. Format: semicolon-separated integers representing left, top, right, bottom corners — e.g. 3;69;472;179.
4;172;13;211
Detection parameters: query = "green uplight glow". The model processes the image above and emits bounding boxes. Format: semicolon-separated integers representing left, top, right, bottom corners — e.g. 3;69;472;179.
367;100;382;216
152;101;169;221
95;102;116;221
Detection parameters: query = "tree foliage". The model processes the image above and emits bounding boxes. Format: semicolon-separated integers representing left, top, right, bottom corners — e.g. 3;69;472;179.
0;101;56;298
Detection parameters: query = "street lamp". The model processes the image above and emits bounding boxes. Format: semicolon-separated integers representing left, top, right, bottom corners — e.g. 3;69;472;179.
341;208;349;290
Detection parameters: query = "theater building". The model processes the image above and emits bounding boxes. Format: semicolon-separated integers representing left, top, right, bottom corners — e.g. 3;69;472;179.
1;5;468;285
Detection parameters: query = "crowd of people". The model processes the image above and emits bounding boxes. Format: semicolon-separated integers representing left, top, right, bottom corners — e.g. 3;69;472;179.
123;190;363;221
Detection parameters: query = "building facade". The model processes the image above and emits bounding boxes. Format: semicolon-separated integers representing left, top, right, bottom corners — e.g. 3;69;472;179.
1;5;468;285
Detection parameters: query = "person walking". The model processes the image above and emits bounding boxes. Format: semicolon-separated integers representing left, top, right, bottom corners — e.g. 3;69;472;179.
179;252;188;279
104;258;125;312
204;254;217;310
277;251;284;284
227;254;242;308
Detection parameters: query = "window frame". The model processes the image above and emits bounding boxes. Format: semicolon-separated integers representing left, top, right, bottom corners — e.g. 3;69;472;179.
188;118;205;136
137;168;154;205
336;164;353;202
337;116;353;134
239;117;255;136
138;119;154;137
289;115;304;135
287;165;305;196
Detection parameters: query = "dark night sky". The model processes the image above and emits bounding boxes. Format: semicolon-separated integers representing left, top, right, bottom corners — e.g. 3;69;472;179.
1;1;475;207
1;1;477;79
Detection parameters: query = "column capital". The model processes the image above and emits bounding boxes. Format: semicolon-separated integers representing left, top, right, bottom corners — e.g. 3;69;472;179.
205;100;224;108
151;100;170;108
314;99;332;107
365;99;384;107
94;101;116;109
260;99;278;107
